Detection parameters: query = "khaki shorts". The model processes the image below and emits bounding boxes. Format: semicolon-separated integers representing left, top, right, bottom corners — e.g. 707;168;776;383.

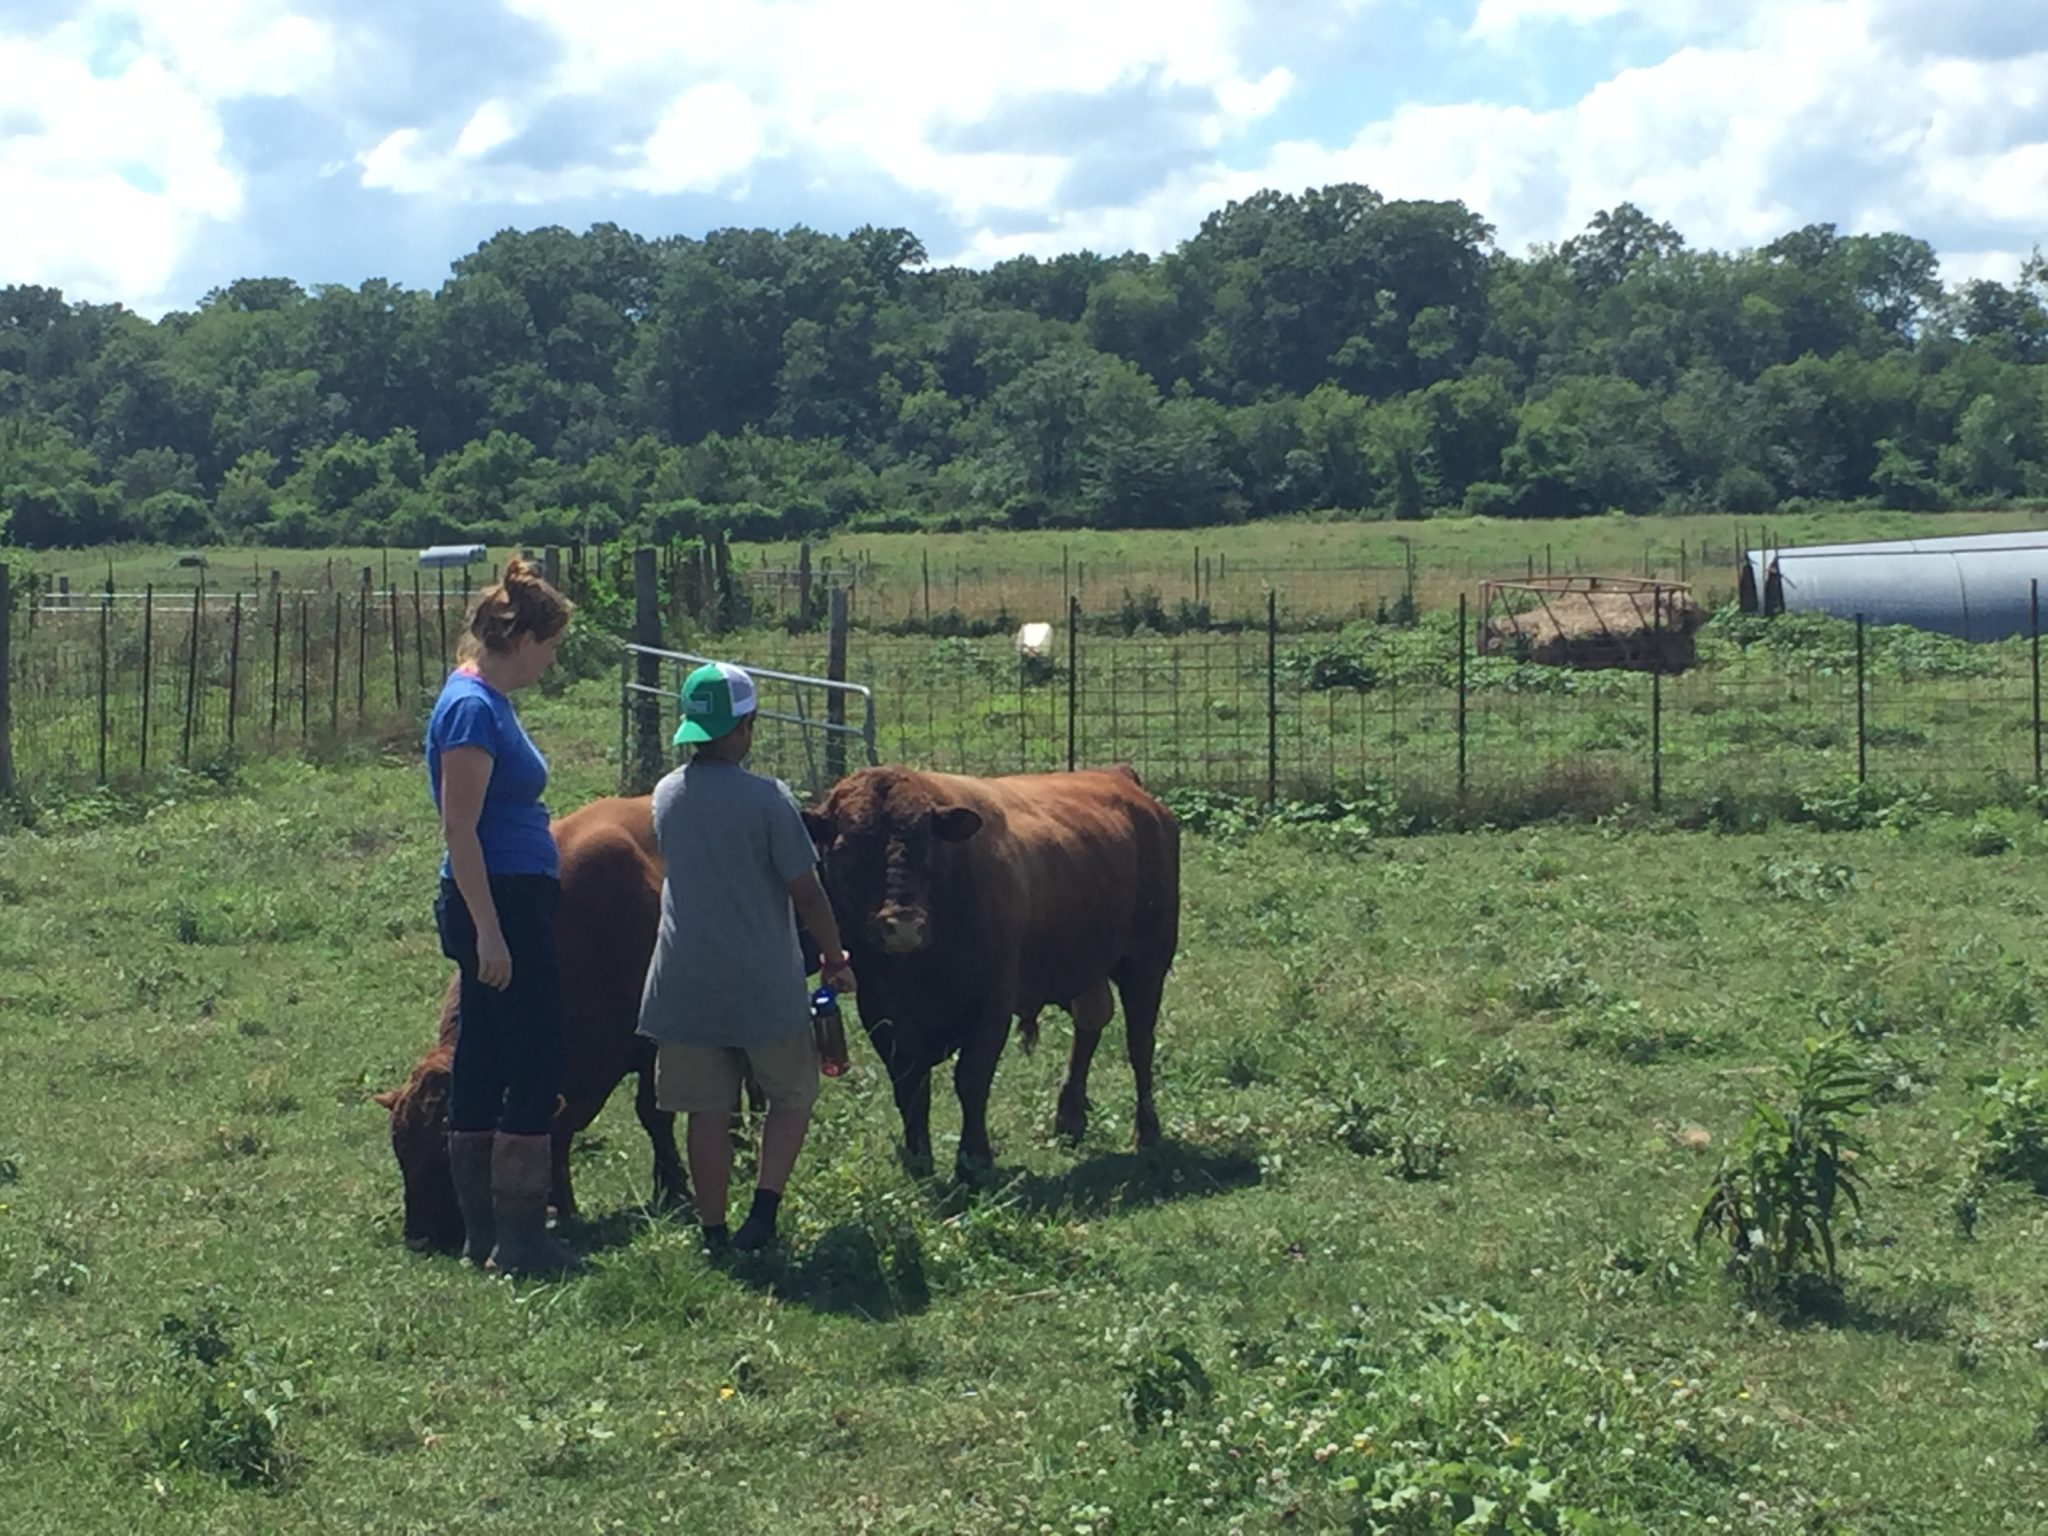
654;1031;820;1115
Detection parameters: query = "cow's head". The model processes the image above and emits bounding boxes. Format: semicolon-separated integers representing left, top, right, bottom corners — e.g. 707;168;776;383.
373;1053;463;1254
804;768;982;955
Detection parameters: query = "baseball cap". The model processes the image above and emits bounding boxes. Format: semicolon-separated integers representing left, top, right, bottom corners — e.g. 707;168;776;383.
674;662;758;745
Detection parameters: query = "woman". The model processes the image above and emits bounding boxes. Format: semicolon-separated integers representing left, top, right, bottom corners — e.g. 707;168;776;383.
424;555;578;1277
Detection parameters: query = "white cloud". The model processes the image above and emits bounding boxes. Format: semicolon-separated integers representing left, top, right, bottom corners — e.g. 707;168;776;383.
454;100;518;160
0;2;333;311
634;83;764;194
361;0;1309;222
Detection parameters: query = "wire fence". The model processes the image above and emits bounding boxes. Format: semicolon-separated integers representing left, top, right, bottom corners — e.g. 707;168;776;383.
664;600;2048;822
9;566;2047;825
740;539;1749;634
4;576;471;791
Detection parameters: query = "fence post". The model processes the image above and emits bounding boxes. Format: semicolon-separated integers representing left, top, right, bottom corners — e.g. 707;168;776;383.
1265;589;1280;804
923;548;932;626
1066;595;1080;772
1855;613;1867;784
437;570;448;664
413;574;426;696
1457;592;1468;804
330;593;342;737
227;594;243;747
140;583;155;771
356;569;371;723
631;548;663;793
826;586;849;784
544;546;561;589
0;563;13;800
2034;579;2043;787
181;582;202;767
798;540;814;628
98;592;110;783
1650;586;1663;811
270;587;283;738
389;585;404;709
299;596;310;742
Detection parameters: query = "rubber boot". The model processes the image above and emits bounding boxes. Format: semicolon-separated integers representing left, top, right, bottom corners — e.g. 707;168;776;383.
487;1133;583;1278
446;1130;498;1268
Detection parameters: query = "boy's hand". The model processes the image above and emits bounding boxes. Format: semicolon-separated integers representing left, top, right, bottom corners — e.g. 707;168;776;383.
821;952;857;993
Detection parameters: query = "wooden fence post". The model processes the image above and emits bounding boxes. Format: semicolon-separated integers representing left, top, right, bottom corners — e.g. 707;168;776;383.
0;563;14;799
826;586;849;783
1067;595;1079;773
413;573;426;695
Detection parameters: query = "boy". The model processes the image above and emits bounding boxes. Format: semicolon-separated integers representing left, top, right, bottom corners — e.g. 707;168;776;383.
637;663;856;1252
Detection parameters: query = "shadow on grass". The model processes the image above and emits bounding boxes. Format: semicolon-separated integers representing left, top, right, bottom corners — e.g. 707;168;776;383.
1773;1274;1962;1342
1003;1138;1264;1218
721;1222;934;1321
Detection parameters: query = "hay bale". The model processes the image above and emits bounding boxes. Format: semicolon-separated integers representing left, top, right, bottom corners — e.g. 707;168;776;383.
1481;585;1702;672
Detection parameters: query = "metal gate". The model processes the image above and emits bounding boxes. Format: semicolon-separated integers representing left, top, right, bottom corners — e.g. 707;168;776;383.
621;643;876;799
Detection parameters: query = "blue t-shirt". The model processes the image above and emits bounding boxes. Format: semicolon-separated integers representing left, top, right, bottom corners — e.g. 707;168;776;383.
425;670;558;878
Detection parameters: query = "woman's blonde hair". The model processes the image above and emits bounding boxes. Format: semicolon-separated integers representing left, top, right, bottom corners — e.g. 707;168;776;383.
457;555;574;662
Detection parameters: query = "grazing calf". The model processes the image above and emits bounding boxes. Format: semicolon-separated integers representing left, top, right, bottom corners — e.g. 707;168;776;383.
376;795;684;1252
803;765;1180;1179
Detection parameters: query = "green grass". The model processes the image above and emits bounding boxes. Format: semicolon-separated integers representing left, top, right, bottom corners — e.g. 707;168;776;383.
8;711;2048;1530
24;505;2048;628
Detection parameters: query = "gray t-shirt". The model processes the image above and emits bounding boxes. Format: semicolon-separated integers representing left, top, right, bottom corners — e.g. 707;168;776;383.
636;758;817;1048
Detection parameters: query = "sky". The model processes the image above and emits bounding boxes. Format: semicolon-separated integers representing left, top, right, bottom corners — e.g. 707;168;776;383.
2;0;2045;317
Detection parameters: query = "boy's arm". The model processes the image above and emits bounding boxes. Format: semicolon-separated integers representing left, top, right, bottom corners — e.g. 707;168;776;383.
788;870;855;992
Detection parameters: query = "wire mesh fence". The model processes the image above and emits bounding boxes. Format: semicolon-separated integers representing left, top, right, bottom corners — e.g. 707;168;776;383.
10;566;2048;824
4;576;471;792
659;603;2048;822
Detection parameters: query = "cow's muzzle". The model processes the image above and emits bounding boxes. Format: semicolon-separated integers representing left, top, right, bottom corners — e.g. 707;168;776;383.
871;905;929;954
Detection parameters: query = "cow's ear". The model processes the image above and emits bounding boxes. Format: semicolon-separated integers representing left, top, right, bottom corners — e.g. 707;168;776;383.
801;809;835;847
931;806;983;842
373;1089;401;1110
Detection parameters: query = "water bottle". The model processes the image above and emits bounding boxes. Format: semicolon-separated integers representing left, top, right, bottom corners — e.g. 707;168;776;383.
811;985;849;1078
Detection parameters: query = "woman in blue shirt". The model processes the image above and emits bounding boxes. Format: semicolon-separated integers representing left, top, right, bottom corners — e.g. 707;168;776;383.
425;555;577;1277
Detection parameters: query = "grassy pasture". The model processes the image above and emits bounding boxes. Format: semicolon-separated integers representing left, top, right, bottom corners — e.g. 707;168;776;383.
22;506;2048;628
7;686;2048;1531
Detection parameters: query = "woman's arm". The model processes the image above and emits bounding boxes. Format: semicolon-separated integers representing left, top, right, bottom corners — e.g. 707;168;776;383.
440;745;512;989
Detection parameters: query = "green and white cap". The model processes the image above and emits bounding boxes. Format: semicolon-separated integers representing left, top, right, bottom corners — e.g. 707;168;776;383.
674;661;758;745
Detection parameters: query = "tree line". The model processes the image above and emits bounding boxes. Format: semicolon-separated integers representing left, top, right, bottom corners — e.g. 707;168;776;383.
3;188;2046;551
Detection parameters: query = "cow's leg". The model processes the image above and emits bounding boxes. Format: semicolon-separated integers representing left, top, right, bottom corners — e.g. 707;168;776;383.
892;1064;935;1175
1054;982;1116;1144
548;1125;577;1222
954;1006;1011;1181
634;1066;688;1211
1116;965;1167;1149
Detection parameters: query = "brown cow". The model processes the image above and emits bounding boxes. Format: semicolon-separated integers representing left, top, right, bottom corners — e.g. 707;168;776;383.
375;795;686;1252
802;765;1179;1179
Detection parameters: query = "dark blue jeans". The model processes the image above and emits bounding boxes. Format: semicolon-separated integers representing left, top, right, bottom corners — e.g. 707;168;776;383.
435;875;565;1136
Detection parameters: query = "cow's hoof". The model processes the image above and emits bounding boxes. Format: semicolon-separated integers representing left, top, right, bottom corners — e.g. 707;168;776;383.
899;1146;936;1180
953;1155;996;1188
1053;1112;1087;1145
1134;1118;1162;1151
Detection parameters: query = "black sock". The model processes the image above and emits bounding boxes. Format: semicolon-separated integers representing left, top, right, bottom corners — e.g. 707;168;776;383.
702;1222;730;1245
744;1189;782;1231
